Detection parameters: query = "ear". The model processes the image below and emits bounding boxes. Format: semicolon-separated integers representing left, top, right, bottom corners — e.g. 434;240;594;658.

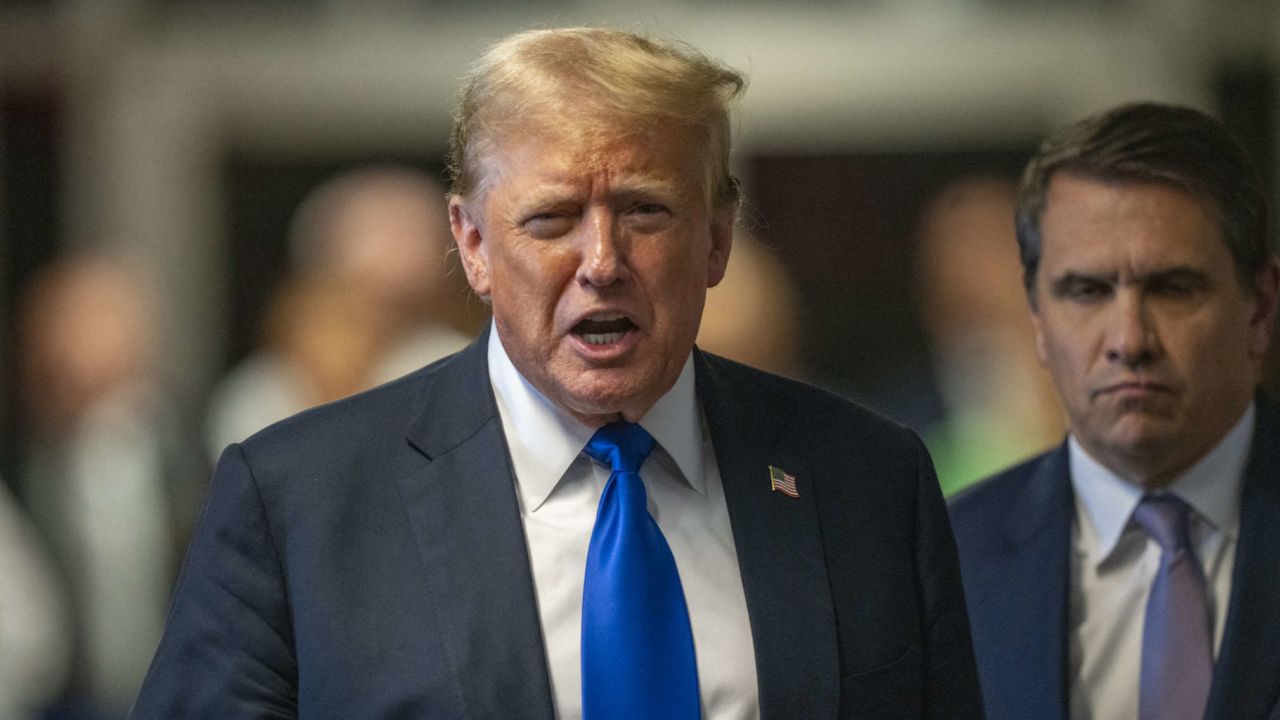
1249;256;1280;358
450;196;490;298
705;208;735;289
1029;298;1051;368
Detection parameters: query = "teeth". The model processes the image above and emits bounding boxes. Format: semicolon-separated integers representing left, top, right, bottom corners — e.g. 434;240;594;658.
583;332;624;345
589;312;625;322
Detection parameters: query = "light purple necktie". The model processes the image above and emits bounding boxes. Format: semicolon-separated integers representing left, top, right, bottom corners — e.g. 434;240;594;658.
1132;495;1213;720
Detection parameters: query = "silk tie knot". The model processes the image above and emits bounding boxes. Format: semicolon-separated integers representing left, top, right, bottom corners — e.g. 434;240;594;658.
1132;494;1193;553
584;421;655;474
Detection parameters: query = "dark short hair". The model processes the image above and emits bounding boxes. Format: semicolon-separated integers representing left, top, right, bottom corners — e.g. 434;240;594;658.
1014;102;1272;302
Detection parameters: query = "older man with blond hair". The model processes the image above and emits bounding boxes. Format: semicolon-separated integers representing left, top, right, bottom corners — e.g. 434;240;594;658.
133;28;982;719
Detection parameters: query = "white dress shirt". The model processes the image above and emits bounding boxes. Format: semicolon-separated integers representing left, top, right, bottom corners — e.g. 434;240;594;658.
487;327;760;720
1067;403;1254;720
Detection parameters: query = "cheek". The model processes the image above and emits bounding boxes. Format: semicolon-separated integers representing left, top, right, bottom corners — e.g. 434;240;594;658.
1186;318;1248;374
1037;325;1090;392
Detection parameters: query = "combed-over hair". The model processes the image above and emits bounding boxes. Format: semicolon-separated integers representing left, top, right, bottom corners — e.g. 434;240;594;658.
447;27;746;209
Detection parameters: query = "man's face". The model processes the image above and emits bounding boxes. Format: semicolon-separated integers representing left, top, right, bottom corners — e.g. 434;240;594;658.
1032;173;1278;486
451;123;732;426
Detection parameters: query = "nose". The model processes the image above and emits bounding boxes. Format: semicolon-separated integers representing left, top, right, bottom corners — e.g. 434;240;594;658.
578;212;628;287
1105;291;1159;368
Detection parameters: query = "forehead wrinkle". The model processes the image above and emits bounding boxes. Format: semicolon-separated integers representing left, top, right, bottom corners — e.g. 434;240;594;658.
606;173;684;199
515;182;587;210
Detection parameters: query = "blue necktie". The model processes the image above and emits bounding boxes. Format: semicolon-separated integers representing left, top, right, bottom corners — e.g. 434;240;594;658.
580;421;700;720
1133;494;1213;720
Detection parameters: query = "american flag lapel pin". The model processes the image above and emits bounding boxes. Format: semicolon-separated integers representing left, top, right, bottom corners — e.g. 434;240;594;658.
768;465;799;498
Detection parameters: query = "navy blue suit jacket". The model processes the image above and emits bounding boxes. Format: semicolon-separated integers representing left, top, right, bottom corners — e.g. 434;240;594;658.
132;333;982;719
950;396;1280;720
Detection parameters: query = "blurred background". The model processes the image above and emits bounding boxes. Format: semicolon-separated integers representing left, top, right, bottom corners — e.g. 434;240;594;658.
1;0;1278;717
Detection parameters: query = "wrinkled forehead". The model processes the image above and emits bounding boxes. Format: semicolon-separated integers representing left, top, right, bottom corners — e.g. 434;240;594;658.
471;112;712;201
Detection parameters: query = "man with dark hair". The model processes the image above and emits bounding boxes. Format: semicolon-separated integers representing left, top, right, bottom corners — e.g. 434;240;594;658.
951;101;1280;720
132;27;983;719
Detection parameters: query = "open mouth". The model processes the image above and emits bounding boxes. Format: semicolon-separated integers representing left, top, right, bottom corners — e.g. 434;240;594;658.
572;312;636;345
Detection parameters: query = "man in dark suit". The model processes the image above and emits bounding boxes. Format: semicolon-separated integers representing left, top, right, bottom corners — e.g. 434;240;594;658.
950;102;1280;720
132;27;983;719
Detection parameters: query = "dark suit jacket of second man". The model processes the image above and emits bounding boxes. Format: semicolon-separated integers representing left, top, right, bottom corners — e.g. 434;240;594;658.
950;396;1280;720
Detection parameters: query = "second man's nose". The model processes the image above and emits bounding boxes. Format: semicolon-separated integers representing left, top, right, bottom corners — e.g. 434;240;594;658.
1104;293;1159;368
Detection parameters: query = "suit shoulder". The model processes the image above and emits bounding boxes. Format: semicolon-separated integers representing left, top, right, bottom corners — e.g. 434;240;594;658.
236;350;458;461
698;351;916;443
948;450;1055;542
950;452;1047;510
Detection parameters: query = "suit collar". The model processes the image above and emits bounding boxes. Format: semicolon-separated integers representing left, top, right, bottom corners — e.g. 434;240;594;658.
484;325;594;512
695;351;840;718
977;443;1074;720
471;323;707;510
398;327;556;717
405;326;498;461
1006;441;1073;549
1205;392;1280;719
1068;404;1253;566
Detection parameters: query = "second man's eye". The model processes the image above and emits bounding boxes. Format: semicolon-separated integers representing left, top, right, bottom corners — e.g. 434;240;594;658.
1053;276;1113;302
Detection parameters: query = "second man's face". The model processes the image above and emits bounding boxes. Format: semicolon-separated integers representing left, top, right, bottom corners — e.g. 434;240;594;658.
452;121;732;427
1031;173;1277;486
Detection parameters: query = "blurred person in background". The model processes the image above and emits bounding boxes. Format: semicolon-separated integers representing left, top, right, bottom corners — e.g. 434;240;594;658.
205;166;473;459
951;103;1280;720
16;253;204;720
696;229;804;379
0;477;71;720
915;176;1063;495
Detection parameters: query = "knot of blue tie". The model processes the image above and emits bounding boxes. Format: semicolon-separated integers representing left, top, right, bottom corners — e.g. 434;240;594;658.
584;421;655;475
580;421;700;720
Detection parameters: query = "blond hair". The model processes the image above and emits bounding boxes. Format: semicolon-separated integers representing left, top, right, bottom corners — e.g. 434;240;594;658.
448;27;746;208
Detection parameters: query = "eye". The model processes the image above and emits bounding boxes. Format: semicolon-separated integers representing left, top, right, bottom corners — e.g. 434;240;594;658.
624;202;672;232
1146;272;1207;299
1149;279;1195;298
632;202;667;215
523;212;575;240
1055;277;1112;303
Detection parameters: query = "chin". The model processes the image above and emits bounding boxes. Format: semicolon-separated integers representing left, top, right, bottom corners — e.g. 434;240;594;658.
1103;422;1179;458
556;382;637;418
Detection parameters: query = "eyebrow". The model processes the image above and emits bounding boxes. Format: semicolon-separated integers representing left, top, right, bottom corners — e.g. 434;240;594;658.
515;184;583;210
608;175;684;199
1140;266;1213;290
1049;265;1212;296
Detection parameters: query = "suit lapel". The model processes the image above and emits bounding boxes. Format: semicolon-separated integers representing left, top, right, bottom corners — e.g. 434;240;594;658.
1205;396;1280;720
695;353;839;719
980;446;1073;720
397;331;555;718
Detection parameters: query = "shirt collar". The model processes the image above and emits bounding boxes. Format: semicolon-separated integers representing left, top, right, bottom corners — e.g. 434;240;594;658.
1070;401;1254;566
486;321;705;513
